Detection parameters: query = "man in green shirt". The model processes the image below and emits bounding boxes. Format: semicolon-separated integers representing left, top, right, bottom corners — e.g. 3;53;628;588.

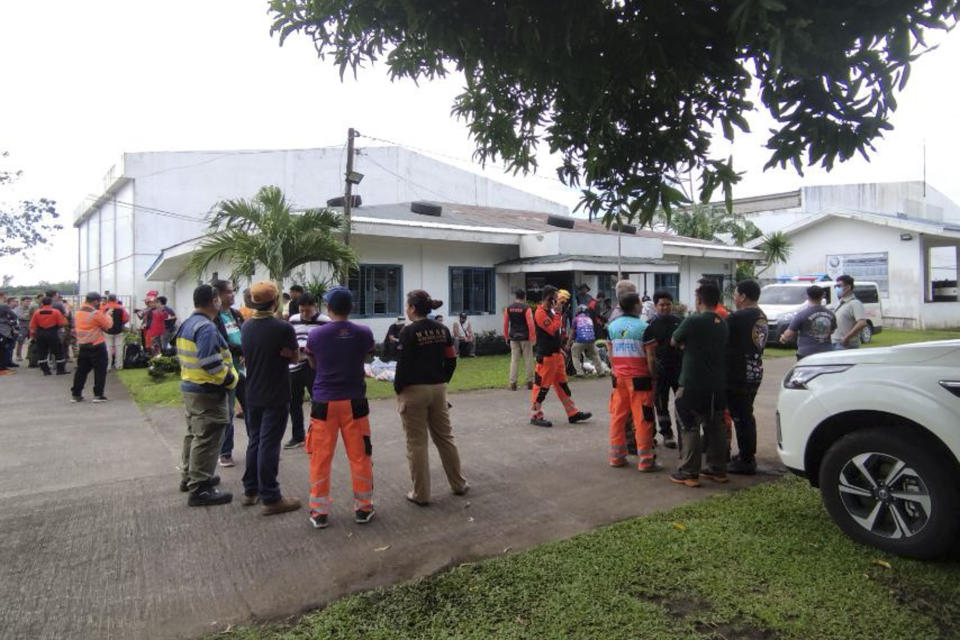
669;281;729;487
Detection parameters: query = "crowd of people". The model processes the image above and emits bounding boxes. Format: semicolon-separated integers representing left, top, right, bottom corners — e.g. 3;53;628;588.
175;281;468;530
3;271;869;525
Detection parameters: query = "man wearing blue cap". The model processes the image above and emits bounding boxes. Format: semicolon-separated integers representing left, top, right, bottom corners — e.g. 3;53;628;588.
303;286;376;529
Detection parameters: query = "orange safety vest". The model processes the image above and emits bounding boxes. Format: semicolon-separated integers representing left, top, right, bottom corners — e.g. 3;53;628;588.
75;304;112;346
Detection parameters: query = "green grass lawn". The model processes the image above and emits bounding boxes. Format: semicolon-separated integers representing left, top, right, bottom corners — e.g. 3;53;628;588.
764;326;960;357
117;355;518;406
220;477;960;640
116;368;182;407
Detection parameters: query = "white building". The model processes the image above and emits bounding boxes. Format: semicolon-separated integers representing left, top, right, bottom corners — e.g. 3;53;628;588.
146;201;759;339
73;145;570;305
739;182;960;329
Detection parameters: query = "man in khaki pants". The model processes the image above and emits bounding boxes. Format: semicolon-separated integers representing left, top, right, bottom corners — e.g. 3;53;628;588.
503;289;535;390
395;289;468;505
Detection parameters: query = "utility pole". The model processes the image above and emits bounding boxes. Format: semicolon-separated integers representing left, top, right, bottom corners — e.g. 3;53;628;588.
616;213;623;281
343;127;357;247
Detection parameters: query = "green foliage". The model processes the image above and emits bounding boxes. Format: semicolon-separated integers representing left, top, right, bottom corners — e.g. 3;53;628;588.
268;1;959;227
303;274;337;301
189;185;358;284
0;279;76;297
146;354;181;381
660;202;762;244
217;477;960;639
756;231;793;276
0;152;62;261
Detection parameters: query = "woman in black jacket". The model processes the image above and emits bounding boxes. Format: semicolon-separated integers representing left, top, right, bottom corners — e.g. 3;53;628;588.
394;289;468;505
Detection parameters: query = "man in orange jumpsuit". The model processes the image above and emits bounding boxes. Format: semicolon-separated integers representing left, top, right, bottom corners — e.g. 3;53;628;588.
606;292;658;470
29;297;68;375
304;287;376;529
530;285;591;428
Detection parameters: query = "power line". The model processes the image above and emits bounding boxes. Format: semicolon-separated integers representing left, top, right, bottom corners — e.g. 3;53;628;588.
359;154;458;202
83;195;208;223
356;131;573;187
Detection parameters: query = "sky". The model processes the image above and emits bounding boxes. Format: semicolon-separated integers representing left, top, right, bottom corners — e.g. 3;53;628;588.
2;0;959;286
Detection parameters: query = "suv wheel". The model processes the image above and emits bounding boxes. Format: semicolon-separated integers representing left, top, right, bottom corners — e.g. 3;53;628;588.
859;323;873;343
819;427;960;559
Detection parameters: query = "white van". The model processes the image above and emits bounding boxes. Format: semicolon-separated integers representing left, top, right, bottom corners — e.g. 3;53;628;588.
760;280;884;345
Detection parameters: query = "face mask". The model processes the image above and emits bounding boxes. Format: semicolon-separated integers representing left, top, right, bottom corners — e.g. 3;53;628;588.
834;286;844;298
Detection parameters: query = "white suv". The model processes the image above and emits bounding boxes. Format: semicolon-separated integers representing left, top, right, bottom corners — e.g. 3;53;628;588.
777;340;960;558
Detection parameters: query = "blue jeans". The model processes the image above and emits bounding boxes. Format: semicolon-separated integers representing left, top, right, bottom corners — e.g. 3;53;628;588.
242;404;289;503
220;375;246;456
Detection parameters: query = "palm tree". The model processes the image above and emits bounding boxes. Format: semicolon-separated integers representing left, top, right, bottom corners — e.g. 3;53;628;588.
659;202;762;245
189;186;357;292
755;231;792;277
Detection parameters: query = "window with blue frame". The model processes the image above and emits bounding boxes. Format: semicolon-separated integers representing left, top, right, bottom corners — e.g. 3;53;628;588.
348;264;403;317
654;273;680;301
449;267;495;314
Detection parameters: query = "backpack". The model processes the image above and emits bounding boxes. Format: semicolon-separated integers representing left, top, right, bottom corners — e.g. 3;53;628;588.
122;342;150;369
106;307;125;335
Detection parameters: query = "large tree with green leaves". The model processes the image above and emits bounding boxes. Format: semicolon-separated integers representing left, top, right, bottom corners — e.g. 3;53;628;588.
270;1;958;226
189;185;357;288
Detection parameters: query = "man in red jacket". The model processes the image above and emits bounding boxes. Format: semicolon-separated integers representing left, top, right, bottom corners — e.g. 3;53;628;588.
503;288;536;391
529;286;591;428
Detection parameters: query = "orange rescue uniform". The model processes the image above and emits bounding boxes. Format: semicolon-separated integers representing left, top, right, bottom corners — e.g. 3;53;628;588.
530;304;580;419
606;314;657;470
74;304;112;346
305;399;374;516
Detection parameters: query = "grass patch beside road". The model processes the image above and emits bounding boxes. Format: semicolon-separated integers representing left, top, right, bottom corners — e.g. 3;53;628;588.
867;327;960;348
117;368;181;407
366;354;515;399
220;477;960;640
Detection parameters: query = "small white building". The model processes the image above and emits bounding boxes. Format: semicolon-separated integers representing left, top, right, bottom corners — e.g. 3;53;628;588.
73;145;571;305
747;209;960;329
146;202;760;339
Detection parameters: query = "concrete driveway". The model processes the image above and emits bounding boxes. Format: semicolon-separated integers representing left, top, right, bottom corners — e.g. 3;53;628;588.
0;357;792;639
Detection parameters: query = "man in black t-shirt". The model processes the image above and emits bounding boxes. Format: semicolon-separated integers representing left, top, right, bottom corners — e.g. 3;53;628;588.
240;281;302;516
641;291;682;449
287;285;304;319
725;279;768;475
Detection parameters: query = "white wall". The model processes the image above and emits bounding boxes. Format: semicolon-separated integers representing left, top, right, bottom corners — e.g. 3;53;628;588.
920;301;960;329
772;218;922;325
79;146;568;304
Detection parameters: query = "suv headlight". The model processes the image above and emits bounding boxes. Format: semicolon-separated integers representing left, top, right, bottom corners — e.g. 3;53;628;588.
783;364;853;390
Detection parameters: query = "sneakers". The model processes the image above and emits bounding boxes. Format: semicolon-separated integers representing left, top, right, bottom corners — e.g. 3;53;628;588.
452;484;470;496
218;455;235;468
261;496;301;516
700;469;729;484
92;396;108;403
509;382;518;391
354;508;376;524
669;472;701;488
638;462;663;473
662;436;678;450
310;513;329;529
283;439;305;450
530;417;553;428
728;456;757;475
71;396;84;403
568;411;592;424
188;485;233;507
180;475;220;493
240;493;259;507
610;459;628;468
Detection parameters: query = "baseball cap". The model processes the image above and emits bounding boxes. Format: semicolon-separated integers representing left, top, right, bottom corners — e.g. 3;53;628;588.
249;281;279;305
323;286;353;313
